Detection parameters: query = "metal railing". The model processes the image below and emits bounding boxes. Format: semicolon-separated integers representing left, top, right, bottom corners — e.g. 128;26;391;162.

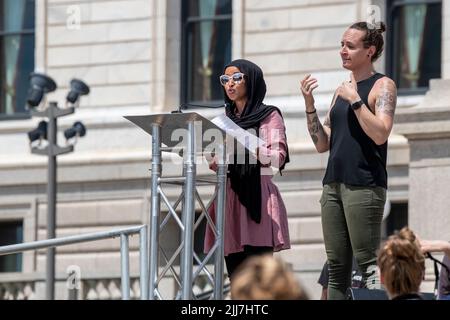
0;225;148;300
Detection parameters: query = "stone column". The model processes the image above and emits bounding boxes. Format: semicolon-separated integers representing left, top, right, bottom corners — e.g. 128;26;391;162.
395;79;450;241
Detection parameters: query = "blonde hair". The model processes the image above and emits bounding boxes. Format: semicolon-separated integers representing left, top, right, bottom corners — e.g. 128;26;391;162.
230;254;308;300
377;227;425;298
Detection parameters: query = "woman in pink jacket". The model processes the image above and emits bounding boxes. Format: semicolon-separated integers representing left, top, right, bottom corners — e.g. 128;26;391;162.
204;59;291;281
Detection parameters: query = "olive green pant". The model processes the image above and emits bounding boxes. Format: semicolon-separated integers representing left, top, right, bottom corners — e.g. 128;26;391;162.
321;183;386;300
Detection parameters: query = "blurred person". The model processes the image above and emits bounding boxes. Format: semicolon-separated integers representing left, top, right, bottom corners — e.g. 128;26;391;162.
317;258;363;300
377;227;425;300
420;239;450;300
230;254;308;300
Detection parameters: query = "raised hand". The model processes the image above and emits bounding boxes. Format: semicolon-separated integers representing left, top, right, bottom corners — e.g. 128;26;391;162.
337;72;359;104
300;74;319;111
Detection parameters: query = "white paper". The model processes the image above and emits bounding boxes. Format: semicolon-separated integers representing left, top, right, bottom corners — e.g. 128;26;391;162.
211;114;265;152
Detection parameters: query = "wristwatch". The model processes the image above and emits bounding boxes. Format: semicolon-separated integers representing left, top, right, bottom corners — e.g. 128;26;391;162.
351;100;364;110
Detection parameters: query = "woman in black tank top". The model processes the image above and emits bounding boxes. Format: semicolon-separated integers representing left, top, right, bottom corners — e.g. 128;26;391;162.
300;21;397;300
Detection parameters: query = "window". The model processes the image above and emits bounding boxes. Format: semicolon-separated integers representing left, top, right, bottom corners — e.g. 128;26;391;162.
181;0;232;105
0;221;23;272
387;0;441;94
0;0;35;119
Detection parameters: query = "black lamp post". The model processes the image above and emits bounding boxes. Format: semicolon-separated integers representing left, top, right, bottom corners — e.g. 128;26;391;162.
26;73;89;300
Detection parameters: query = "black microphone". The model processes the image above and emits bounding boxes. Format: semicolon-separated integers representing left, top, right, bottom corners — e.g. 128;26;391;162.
171;102;228;113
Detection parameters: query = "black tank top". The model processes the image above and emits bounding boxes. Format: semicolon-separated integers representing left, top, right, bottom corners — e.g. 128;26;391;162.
322;73;387;188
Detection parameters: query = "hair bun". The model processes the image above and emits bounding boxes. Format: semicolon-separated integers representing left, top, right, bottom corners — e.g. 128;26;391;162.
377;22;386;33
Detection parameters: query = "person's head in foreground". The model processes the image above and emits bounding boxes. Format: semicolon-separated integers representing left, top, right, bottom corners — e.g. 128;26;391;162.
230;254;308;300
377;227;425;299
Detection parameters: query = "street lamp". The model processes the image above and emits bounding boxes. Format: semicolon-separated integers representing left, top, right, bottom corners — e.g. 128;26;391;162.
66;79;90;105
27;73;57;108
26;73;89;300
27;120;48;145
64;121;86;141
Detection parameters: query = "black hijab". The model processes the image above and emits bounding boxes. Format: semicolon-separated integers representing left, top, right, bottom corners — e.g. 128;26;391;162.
223;59;290;223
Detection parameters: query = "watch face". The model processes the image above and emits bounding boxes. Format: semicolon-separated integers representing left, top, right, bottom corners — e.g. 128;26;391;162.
352;100;362;110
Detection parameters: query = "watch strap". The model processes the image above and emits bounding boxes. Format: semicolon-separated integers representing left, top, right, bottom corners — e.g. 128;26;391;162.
351;100;363;110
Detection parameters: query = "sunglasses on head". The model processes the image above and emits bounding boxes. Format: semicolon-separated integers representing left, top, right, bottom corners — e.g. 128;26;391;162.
219;72;245;86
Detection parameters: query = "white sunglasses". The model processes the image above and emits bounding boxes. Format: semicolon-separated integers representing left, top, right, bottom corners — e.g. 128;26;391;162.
219;72;245;86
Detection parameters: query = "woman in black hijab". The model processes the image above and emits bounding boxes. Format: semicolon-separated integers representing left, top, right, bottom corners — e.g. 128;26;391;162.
204;59;291;280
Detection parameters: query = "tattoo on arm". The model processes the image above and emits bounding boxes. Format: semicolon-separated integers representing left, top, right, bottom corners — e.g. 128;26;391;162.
376;82;397;117
323;114;331;128
307;113;323;145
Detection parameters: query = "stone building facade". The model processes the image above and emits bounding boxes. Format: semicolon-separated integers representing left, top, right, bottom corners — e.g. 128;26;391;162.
0;0;449;299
